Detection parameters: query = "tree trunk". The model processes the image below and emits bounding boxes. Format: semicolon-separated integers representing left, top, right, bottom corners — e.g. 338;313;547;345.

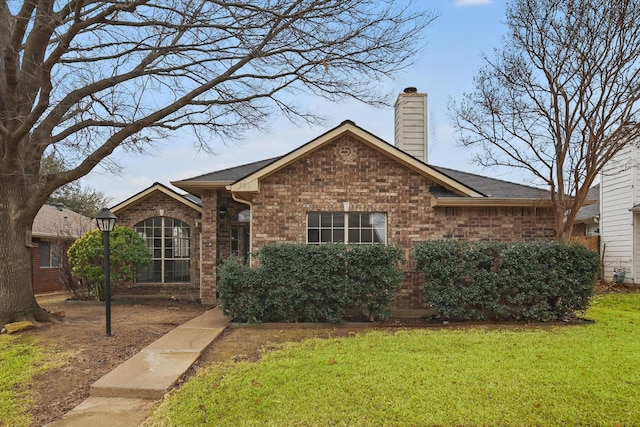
0;181;54;328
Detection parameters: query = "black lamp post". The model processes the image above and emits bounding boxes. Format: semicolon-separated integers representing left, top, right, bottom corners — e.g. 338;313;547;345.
95;207;117;336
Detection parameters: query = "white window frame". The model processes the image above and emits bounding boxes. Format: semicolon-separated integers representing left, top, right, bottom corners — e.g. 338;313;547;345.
307;212;387;245
39;241;62;268
135;217;191;283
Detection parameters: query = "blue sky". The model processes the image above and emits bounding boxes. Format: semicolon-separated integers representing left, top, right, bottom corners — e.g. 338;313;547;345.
85;0;510;203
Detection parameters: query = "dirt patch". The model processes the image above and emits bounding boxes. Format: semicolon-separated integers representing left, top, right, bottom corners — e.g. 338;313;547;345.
22;296;377;426
196;324;376;366
23;295;208;426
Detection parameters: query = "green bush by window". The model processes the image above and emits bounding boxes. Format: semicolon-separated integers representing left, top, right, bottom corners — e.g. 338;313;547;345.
218;244;404;323
413;240;599;321
67;226;151;300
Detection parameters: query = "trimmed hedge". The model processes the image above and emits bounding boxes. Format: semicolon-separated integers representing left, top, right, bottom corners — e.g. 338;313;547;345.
218;244;404;323
413;240;599;321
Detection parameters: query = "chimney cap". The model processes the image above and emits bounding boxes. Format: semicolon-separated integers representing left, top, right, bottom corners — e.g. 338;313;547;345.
403;87;418;93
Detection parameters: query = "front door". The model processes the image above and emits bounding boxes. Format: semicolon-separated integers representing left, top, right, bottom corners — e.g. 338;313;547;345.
231;226;250;263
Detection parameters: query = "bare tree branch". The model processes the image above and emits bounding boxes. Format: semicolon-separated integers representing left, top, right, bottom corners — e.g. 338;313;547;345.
450;0;640;241
0;0;437;321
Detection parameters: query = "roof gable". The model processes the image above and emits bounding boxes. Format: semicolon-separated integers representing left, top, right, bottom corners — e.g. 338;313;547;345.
171;120;553;206
112;182;202;214
228;120;484;197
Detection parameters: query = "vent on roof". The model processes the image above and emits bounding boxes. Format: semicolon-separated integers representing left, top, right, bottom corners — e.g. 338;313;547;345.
55;203;64;211
404;87;418;93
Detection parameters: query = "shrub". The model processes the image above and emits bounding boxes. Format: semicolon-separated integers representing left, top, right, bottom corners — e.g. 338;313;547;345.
414;240;599;321
217;244;404;323
67;226;151;300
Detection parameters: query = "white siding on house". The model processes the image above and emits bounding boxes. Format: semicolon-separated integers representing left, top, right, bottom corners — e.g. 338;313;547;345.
601;142;637;282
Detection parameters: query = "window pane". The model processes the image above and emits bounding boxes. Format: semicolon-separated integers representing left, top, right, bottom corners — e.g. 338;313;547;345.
153;260;162;282
348;229;360;243
361;229;373;243
309;213;347;244
51;244;62;267
320;213;332;227
308;213;319;227
232;209;250;222
348;214;359;227
372;213;386;244
361;214;372;227
175;260;189;282
39;243;51;267
164;260;174;282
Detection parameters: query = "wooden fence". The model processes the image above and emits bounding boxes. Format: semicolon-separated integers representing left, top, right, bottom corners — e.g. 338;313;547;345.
570;235;600;253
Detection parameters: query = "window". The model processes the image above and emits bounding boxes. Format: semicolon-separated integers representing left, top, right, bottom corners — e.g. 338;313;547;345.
135;217;190;283
40;242;62;267
307;213;386;244
231;209;250;222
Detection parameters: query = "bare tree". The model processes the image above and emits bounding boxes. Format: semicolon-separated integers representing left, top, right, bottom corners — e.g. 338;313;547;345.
0;0;436;326
450;0;640;241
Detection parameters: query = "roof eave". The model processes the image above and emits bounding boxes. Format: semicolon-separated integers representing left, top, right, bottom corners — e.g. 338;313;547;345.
170;180;232;194
112;183;203;214
431;196;554;207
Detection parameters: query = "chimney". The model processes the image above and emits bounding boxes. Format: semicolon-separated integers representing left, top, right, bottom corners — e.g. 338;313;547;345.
394;87;428;163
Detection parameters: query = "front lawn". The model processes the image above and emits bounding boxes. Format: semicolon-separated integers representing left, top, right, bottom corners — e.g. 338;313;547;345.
145;293;640;426
0;335;55;427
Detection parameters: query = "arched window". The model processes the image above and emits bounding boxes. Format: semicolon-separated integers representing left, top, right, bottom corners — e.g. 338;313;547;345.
135;217;190;283
231;209;250;222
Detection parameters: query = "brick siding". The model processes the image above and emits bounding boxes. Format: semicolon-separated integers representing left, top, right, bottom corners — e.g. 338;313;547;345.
31;238;69;294
114;191;204;301
246;135;555;309
117;135;555;310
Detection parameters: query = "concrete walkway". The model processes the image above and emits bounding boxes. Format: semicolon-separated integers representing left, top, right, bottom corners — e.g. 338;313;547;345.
46;307;229;427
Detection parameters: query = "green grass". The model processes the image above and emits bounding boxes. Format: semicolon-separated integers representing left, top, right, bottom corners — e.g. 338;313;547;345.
145;294;640;426
0;334;55;427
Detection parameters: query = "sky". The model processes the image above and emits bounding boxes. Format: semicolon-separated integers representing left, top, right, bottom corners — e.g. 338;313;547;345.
84;0;510;204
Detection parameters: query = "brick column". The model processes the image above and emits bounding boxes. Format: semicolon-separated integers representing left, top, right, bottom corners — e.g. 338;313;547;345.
200;190;218;304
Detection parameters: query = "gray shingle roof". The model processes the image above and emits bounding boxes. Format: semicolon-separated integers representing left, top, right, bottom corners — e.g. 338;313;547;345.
429;165;551;199
179;156;549;200
575;184;599;221
176;121;550;200
180;157;280;183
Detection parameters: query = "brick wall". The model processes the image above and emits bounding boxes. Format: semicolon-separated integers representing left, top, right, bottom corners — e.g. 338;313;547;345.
31;238;68;294
249;135;556;309
115;191;203;301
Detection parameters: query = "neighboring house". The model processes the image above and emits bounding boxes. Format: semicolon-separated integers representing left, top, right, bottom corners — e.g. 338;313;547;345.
113;88;557;309
570;184;600;254
600;141;640;284
31;204;94;294
573;184;600;237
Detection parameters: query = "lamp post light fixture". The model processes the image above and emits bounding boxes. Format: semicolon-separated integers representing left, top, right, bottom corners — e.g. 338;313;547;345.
95;207;117;336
